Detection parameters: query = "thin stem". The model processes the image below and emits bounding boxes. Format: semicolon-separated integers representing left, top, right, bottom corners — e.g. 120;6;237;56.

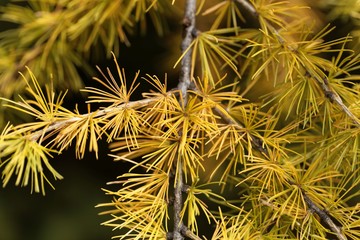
173;0;197;239
302;190;347;240
314;74;360;127
181;225;202;240
178;0;196;105
173;158;184;240
260;198;301;228
27;96;167;141
213;104;269;156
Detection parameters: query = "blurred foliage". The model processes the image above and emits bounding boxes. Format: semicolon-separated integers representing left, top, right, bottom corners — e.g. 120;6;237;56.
0;0;177;126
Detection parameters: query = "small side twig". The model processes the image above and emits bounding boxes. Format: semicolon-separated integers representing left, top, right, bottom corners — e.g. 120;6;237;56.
167;226;202;240
26;96;164;142
316;75;360;127
213;104;269;156
181;225;202;240
301;189;347;240
260;198;302;228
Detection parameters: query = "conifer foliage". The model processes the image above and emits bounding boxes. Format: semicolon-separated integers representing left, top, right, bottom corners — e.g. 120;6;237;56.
1;0;360;239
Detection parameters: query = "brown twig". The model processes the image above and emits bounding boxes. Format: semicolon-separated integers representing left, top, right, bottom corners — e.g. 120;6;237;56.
181;225;202;240
173;0;197;239
213;104;269;156
177;0;196;105
173;156;184;240
260;198;301;228
167;226;202;240
301;189;347;240
26;96;163;142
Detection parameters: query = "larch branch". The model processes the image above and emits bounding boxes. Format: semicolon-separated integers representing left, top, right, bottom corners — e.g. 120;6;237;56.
239;0;360;127
27;96;164;142
213;103;269;156
173;0;197;239
177;0;196;105
236;2;353;239
173;157;184;240
302;190;347;240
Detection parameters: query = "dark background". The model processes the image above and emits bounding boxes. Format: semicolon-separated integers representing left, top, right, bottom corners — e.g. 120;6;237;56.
0;16;181;240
